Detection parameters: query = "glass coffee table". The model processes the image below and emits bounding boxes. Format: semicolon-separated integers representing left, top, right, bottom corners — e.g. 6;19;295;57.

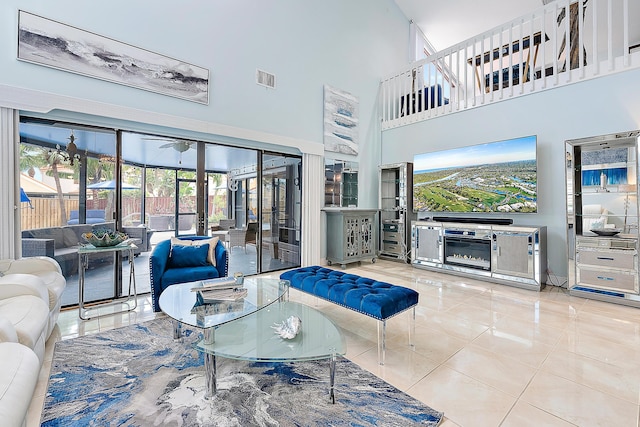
159;277;346;401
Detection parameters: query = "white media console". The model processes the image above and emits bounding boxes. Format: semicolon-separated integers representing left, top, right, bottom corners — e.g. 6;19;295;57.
411;220;547;291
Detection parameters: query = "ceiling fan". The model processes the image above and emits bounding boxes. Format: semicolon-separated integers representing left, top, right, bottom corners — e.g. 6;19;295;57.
142;137;195;152
141;137;195;164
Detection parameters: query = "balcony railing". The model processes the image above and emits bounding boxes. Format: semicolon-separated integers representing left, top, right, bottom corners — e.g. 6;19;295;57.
381;0;639;130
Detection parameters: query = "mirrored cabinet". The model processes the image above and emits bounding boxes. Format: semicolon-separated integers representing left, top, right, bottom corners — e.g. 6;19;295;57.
566;130;640;306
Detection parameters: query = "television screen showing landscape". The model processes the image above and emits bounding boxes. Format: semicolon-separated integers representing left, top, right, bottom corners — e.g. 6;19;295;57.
413;135;537;213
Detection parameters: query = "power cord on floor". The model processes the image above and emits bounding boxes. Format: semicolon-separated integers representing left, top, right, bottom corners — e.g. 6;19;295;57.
545;263;567;288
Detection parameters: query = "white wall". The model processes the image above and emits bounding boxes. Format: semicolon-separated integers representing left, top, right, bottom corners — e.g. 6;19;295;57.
0;0;411;208
381;67;640;279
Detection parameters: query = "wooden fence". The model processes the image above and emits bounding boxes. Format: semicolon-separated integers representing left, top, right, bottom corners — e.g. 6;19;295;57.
20;195;224;230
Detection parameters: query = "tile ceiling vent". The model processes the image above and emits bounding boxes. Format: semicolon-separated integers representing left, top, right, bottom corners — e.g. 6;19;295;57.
256;69;276;89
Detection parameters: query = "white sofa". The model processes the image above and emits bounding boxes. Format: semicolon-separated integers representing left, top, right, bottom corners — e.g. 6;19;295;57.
0;256;66;339
0;342;40;427
0;257;66;427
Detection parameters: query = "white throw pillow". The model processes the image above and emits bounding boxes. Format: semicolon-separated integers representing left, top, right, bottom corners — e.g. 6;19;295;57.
170;236;192;247
200;237;219;267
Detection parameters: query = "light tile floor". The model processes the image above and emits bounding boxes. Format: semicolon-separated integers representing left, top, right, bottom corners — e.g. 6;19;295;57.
28;260;640;426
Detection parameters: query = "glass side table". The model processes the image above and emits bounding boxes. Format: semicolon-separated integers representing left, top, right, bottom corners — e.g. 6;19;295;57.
77;242;138;320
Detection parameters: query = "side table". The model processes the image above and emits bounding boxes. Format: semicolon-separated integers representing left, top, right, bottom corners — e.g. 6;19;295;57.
77;242;138;320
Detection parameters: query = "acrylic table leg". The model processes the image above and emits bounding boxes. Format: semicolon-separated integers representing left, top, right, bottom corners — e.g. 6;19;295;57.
202;328;217;398
329;351;337;404
377;320;386;365
172;320;182;339
205;353;217;399
409;306;416;348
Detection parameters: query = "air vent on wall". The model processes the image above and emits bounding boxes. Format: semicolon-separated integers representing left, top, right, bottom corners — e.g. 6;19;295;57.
256;69;276;89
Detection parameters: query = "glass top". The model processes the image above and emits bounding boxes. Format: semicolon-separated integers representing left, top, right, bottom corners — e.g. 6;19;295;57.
196;301;346;362
159;277;289;329
77;242;138;254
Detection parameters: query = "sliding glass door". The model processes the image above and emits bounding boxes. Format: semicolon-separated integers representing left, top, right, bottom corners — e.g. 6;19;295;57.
19;118;302;308
261;153;301;273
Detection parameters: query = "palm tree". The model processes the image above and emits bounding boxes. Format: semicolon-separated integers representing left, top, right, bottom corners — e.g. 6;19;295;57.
19;144;71;226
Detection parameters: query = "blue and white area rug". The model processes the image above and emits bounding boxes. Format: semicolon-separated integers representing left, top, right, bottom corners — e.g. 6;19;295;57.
41;318;443;426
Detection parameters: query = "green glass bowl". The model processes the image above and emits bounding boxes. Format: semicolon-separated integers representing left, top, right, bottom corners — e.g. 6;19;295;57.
82;231;128;247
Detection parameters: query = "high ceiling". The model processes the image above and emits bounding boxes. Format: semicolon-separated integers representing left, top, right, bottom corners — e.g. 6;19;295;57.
394;0;555;51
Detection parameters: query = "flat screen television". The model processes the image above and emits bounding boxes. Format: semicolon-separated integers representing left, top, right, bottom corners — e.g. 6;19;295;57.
413;135;537;213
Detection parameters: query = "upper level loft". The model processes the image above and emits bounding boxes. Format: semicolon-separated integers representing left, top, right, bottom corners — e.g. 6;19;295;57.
381;0;640;130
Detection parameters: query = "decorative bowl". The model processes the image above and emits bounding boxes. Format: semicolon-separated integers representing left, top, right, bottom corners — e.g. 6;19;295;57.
82;231;128;247
590;228;622;237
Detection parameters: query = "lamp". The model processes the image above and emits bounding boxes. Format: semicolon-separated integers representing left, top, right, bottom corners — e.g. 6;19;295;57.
49;130;81;166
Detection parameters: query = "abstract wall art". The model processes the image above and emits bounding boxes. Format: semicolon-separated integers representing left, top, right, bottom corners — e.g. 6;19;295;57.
323;85;359;155
17;10;209;104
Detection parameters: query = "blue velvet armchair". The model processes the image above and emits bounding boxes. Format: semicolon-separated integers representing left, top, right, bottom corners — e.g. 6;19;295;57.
150;236;228;312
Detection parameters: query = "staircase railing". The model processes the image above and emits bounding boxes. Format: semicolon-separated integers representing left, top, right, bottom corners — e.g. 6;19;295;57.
381;0;638;130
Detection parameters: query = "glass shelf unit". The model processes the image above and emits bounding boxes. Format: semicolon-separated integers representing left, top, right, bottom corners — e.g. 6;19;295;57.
324;159;358;208
566;130;640;307
378;163;413;262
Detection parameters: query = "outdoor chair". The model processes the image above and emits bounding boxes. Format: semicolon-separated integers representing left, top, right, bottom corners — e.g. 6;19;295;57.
245;222;258;250
228;222;258;252
218;219;235;230
228;228;246;251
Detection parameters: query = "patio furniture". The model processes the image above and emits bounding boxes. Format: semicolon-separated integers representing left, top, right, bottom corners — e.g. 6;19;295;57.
218;219;235;230
228;222;258;252
149;214;173;231
67;209;106;225
245;222;258;249
210;230;229;247
228;228;246;251
22;223;152;276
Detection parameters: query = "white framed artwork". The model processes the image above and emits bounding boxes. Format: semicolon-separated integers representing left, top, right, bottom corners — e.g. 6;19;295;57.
323;85;358;155
17;10;210;104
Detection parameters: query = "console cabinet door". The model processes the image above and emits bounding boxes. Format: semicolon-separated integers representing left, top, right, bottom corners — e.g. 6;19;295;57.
414;224;442;264
492;231;534;279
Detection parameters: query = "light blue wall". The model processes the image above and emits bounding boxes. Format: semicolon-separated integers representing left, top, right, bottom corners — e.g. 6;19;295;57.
0;0;410;207
381;67;640;278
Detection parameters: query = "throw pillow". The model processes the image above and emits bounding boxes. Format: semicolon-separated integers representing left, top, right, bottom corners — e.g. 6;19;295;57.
169;243;210;268
170;236;219;266
170;236;192;247
199;237;219;267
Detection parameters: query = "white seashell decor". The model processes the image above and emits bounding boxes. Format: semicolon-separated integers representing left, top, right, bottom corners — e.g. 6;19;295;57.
271;315;302;339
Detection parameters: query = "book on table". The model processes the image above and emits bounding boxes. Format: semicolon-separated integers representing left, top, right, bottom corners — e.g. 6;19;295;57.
197;287;248;302
190;276;238;292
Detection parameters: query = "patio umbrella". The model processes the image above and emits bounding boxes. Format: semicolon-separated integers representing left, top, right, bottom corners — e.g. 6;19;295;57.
20;187;31;202
20;187;33;209
87;180;139;190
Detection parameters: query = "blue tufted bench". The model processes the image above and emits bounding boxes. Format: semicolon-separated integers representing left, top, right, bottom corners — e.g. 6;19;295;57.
280;265;419;365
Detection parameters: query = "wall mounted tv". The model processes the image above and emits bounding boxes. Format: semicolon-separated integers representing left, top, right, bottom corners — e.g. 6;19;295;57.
413;135;537;213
